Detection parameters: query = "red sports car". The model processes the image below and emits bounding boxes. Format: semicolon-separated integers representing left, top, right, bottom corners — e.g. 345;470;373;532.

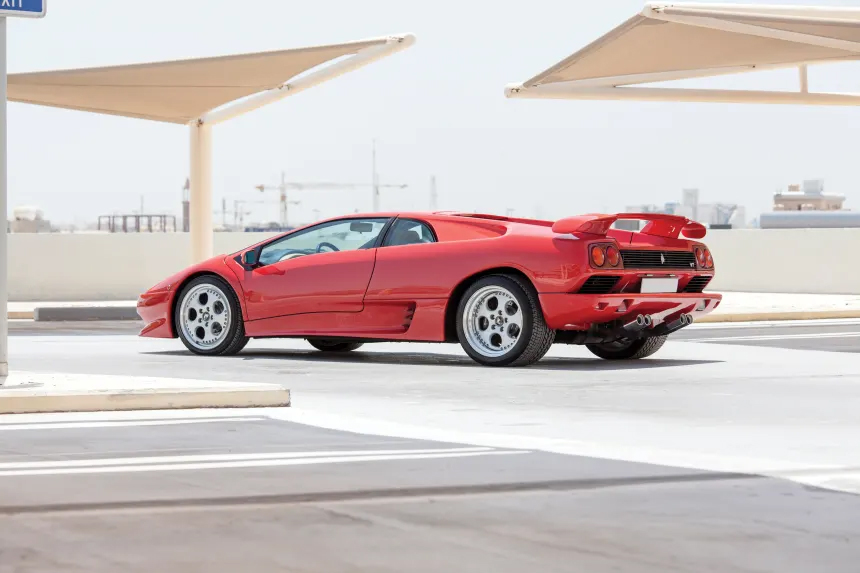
137;211;721;367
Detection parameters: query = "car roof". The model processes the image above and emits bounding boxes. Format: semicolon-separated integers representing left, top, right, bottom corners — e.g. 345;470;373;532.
321;211;553;226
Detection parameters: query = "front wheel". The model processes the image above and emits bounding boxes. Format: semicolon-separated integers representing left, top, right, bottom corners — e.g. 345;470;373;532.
308;339;364;352
174;275;249;356
586;335;667;360
456;274;555;367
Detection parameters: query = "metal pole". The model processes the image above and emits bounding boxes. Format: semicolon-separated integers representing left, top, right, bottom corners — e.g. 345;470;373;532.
0;17;7;381
280;171;287;227
189;121;213;262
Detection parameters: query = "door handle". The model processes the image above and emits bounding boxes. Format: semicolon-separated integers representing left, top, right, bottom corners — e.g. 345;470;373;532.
256;266;285;276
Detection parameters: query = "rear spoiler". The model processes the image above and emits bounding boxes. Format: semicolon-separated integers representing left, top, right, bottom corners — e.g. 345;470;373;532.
552;213;706;240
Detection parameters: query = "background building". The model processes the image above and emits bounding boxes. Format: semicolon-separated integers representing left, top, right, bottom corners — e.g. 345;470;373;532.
10;206;52;233
773;179;845;212
760;179;859;229
622;189;746;231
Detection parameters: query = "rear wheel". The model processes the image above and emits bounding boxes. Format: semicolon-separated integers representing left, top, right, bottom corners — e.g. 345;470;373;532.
175;275;248;356
308;339;364;352
456;274;554;367
586;335;667;360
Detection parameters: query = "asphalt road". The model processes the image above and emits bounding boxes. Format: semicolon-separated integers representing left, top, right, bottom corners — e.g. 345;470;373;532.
11;318;860;352
1;410;858;573
3;319;860;571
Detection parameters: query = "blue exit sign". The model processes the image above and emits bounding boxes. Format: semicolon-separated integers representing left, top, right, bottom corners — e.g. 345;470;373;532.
0;0;46;18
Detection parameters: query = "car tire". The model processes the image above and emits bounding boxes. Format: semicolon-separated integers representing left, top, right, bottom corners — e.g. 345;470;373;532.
456;274;555;367
585;335;667;360
307;339;364;352
174;275;249;356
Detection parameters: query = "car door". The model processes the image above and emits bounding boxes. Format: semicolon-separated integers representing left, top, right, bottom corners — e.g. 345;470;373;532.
238;217;391;321
365;218;446;300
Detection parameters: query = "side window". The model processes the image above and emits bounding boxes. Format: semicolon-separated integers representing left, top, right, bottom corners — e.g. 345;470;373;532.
383;219;437;247
258;218;389;266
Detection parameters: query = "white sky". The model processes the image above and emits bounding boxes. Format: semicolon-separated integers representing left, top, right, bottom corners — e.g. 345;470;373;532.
8;0;860;227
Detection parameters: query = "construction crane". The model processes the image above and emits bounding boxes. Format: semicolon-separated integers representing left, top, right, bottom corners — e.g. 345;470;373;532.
231;199;274;230
255;142;407;226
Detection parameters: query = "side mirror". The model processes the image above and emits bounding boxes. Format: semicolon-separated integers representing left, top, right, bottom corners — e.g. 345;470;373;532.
242;250;259;266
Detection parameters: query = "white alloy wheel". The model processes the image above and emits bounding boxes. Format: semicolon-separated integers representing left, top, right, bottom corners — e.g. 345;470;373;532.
178;283;232;351
462;285;524;358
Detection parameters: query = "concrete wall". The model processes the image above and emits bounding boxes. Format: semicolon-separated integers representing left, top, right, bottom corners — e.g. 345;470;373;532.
10;232;279;301
8;228;860;301
705;228;860;295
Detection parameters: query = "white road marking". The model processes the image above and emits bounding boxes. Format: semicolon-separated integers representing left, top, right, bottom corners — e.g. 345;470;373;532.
267;407;860;495
691;331;860;343
0;417;265;431
689;319;860;330
0;447;496;470
0;448;526;477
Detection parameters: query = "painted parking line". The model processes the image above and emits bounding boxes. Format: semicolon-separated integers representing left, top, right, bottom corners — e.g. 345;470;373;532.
690;331;860;343
688;319;860;330
0;447;529;477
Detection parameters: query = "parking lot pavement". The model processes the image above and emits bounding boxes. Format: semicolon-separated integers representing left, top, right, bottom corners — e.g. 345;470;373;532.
677;319;860;353
10;317;860;352
1;409;858;573
4;320;860;570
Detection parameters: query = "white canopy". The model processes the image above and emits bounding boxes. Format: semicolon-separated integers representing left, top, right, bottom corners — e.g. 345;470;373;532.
505;3;860;105
9;34;415;263
10;35;414;124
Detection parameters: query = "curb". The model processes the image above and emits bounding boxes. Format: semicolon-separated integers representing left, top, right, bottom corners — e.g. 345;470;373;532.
697;309;860;323
33;306;139;322
0;387;291;415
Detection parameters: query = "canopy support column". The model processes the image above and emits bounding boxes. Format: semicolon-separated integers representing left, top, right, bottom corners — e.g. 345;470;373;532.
189;121;213;263
799;65;809;93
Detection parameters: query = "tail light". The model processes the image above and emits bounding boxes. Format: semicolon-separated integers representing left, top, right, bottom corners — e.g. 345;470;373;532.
694;246;714;269
605;245;621;267
590;245;606;267
695;247;706;267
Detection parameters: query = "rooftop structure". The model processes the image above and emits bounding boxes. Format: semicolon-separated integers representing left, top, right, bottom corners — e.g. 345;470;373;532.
773;180;845;211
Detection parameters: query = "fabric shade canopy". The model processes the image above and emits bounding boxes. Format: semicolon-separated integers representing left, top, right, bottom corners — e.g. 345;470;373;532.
506;3;860;105
8;38;390;124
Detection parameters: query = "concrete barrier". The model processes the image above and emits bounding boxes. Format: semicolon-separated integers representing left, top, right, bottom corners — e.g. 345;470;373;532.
9;232;279;301
7;228;860;300
705;228;860;295
34;306;141;322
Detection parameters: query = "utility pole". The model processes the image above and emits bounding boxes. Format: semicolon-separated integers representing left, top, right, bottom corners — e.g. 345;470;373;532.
429;175;438;210
232;199;269;230
369;139;408;212
182;178;190;232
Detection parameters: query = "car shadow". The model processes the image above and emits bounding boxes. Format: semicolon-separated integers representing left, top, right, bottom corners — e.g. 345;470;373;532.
143;348;722;371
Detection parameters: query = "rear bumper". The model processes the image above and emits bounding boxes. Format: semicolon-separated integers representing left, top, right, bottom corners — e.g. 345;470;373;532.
539;292;722;330
137;287;175;338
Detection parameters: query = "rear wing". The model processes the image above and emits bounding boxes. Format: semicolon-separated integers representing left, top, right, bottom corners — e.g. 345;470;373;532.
552;213;706;240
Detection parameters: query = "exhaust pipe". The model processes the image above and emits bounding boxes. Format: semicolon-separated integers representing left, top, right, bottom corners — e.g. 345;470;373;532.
623;314;652;333
613;314;653;340
652;313;693;336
